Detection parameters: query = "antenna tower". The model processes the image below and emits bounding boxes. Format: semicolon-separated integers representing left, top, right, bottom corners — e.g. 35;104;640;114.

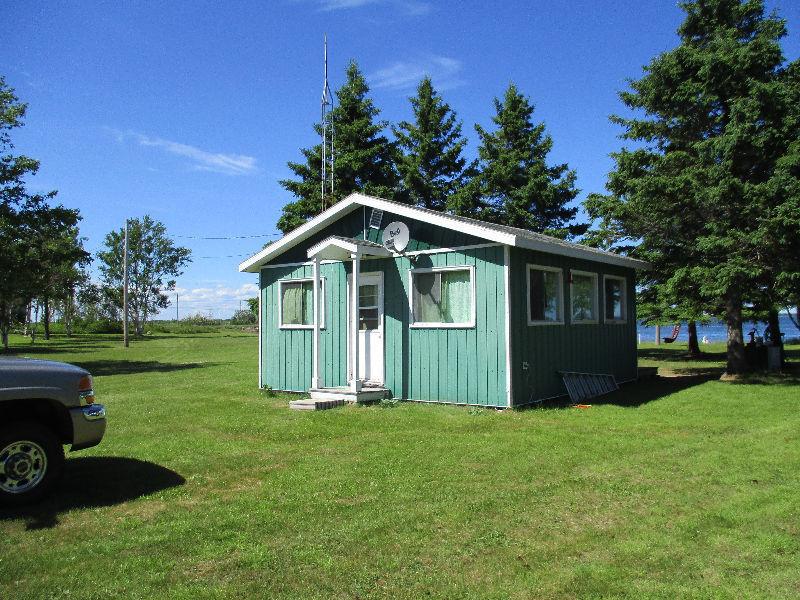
321;34;334;211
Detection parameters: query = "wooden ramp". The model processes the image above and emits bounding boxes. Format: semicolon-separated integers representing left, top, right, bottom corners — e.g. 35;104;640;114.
560;372;618;403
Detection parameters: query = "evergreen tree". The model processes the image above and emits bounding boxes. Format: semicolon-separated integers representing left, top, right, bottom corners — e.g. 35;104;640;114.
584;0;800;375
472;84;585;238
278;61;398;233
393;77;474;211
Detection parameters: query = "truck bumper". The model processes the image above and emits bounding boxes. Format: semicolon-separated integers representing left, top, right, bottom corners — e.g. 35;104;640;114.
69;404;107;451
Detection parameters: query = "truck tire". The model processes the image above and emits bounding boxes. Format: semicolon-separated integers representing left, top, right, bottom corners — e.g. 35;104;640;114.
0;421;65;506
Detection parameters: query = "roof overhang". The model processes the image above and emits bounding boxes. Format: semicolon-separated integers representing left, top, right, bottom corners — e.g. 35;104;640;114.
307;236;393;261
239;192;650;272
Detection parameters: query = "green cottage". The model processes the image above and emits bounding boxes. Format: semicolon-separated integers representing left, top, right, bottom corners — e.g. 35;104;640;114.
239;193;649;408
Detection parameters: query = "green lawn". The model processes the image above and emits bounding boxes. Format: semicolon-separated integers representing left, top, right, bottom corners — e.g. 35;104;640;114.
1;333;799;599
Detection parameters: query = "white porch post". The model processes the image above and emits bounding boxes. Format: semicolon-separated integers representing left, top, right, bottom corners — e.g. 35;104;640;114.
350;251;362;392
311;256;321;390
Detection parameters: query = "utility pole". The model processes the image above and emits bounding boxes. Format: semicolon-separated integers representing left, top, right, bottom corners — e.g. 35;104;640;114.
176;293;179;321
123;219;129;348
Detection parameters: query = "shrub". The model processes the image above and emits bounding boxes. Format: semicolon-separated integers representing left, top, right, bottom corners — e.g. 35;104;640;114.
231;309;256;325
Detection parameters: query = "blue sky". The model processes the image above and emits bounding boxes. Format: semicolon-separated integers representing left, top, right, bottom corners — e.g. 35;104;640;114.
5;0;799;318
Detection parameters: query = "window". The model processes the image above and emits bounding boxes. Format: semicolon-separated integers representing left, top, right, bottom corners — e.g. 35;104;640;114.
570;271;598;323
410;267;474;327
604;275;627;322
279;278;325;329
527;265;563;324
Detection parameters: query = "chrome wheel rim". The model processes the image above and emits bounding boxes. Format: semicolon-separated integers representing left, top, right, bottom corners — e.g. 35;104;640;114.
0;440;48;494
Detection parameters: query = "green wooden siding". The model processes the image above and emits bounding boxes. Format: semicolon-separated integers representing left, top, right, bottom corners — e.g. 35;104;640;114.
508;247;638;405
261;261;349;392
380;245;507;406
260;244;508;406
259;210;638;407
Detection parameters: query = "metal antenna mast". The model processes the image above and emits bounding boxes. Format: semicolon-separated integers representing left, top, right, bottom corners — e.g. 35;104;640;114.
321;34;334;212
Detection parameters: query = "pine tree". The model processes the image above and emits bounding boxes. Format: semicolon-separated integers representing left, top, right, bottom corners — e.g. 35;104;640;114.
393;77;474;211
584;0;800;375
472;84;585;239
277;61;398;233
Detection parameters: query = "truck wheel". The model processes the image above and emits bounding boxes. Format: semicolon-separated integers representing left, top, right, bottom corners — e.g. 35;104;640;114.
0;421;65;507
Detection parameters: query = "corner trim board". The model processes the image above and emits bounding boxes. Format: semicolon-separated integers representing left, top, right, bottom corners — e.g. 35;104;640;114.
504;245;513;408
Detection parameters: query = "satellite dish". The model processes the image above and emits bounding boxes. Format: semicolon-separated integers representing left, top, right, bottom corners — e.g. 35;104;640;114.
383;221;409;252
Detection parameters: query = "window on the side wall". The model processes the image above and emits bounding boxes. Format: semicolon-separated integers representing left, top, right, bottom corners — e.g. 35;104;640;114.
279;278;325;329
604;275;627;322
527;265;564;324
570;270;598;324
410;266;475;327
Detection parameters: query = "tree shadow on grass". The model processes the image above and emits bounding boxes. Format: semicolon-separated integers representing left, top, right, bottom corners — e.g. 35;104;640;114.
68;360;222;376
4;343;111;356
0;456;185;530
637;346;728;363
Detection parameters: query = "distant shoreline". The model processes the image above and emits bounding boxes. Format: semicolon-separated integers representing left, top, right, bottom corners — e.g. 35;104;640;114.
637;315;798;343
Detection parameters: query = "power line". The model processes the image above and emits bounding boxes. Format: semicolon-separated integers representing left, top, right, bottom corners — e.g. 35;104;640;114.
172;232;282;240
196;253;254;259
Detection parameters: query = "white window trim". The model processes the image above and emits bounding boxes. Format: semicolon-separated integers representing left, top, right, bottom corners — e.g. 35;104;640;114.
277;277;326;330
603;274;627;324
526;264;565;326
570;270;599;324
408;265;476;329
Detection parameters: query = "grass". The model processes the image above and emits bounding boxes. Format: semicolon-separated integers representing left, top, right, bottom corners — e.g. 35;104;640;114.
1;333;799;599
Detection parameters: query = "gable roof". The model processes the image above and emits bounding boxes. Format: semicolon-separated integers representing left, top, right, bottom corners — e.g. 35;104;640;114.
239;193;650;272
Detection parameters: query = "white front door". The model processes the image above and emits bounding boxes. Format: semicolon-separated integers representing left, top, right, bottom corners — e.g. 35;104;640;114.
351;273;384;384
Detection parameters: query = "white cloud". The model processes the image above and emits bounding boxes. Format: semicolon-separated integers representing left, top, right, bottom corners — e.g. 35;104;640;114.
166;283;259;318
370;55;463;92
318;0;380;9
109;129;258;176
315;0;431;15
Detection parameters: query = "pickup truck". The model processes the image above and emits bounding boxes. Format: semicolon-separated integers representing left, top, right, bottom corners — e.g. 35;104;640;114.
0;357;106;506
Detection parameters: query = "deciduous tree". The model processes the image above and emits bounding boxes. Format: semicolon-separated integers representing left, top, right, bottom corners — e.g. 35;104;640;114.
97;216;191;336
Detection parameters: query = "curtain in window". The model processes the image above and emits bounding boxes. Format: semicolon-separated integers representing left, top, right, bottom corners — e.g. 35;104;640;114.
441;270;471;323
281;281;313;325
413;270;471;324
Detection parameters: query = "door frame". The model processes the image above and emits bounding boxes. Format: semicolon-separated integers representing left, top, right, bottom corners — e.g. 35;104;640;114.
346;270;385;385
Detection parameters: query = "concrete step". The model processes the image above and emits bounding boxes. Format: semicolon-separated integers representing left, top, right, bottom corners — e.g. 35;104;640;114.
308;386;390;404
289;398;345;411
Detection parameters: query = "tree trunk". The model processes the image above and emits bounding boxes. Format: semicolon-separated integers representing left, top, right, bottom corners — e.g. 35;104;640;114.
43;296;51;340
30;303;38;343
723;292;747;376
65;290;73;337
23;302;31;337
767;308;784;366
1;328;8;352
687;320;702;357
